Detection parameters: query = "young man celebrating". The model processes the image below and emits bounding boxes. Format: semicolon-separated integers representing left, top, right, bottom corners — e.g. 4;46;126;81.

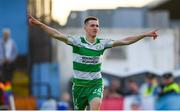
29;15;158;110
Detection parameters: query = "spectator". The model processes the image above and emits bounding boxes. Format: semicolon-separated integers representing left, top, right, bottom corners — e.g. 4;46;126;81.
131;100;141;110
0;28;18;82
156;73;180;110
108;79;122;98
159;72;180;96
40;96;57;110
124;79;141;110
139;73;159;110
125;79;139;96
57;92;71;110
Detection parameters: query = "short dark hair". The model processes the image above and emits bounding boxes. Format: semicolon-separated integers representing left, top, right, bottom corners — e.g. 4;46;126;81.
84;16;99;25
146;73;156;80
162;72;173;79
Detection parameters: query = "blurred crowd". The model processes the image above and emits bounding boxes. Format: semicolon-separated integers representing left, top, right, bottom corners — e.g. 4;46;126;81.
103;72;180;110
36;72;180;110
40;92;71;110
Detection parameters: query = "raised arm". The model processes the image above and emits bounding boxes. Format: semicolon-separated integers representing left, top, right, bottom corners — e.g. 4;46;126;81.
28;15;68;44
112;29;159;47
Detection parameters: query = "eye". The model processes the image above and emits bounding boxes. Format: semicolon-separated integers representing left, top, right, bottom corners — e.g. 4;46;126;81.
90;24;99;27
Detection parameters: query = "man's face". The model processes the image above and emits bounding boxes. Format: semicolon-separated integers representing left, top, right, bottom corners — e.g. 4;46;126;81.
146;78;155;84
3;31;10;42
84;20;99;38
163;78;173;85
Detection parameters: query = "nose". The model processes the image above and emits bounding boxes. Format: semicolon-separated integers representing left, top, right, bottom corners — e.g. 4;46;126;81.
94;26;99;30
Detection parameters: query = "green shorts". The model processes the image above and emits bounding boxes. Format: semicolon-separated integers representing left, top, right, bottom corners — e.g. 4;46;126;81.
72;78;104;110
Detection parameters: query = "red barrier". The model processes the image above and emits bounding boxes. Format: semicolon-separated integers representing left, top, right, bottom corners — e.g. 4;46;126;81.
100;97;124;110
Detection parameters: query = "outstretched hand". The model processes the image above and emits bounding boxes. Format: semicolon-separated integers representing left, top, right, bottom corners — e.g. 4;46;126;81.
28;14;41;25
144;29;159;40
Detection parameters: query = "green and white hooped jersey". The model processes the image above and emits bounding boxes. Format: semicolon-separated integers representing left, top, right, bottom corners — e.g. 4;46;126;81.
67;36;114;80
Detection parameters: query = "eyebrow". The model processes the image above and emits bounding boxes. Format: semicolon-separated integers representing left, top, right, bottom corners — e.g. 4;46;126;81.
90;24;99;27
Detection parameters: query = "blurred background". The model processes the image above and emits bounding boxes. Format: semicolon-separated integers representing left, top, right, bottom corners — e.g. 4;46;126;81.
0;0;180;110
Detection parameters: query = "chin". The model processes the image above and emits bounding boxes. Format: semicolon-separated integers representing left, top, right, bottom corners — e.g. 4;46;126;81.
92;35;97;38
92;34;97;37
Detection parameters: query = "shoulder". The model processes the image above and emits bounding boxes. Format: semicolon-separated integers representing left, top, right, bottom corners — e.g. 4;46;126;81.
67;35;83;46
68;35;81;40
9;38;16;44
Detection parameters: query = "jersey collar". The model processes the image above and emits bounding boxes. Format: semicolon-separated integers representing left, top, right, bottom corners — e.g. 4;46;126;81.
84;36;97;45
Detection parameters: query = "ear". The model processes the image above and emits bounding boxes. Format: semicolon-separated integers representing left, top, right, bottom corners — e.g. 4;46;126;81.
84;25;86;30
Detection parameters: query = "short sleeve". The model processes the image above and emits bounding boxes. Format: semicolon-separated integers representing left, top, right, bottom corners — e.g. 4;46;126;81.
103;39;114;49
67;36;78;46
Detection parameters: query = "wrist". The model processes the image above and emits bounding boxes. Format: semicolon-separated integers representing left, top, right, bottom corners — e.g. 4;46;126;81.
140;34;146;38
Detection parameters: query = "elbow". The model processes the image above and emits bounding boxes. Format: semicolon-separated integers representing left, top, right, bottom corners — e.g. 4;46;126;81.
123;41;132;45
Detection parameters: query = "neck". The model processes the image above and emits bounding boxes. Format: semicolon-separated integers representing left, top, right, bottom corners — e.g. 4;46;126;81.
85;35;96;44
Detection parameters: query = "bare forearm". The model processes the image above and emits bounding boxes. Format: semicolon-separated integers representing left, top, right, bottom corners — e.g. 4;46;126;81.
29;15;69;43
123;34;146;44
37;22;68;43
112;29;158;47
113;34;146;47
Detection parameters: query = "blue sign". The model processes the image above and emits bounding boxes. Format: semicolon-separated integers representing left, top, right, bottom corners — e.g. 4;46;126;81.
0;0;28;55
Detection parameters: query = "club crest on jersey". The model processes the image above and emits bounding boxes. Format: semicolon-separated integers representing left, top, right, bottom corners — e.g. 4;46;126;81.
95;44;103;50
